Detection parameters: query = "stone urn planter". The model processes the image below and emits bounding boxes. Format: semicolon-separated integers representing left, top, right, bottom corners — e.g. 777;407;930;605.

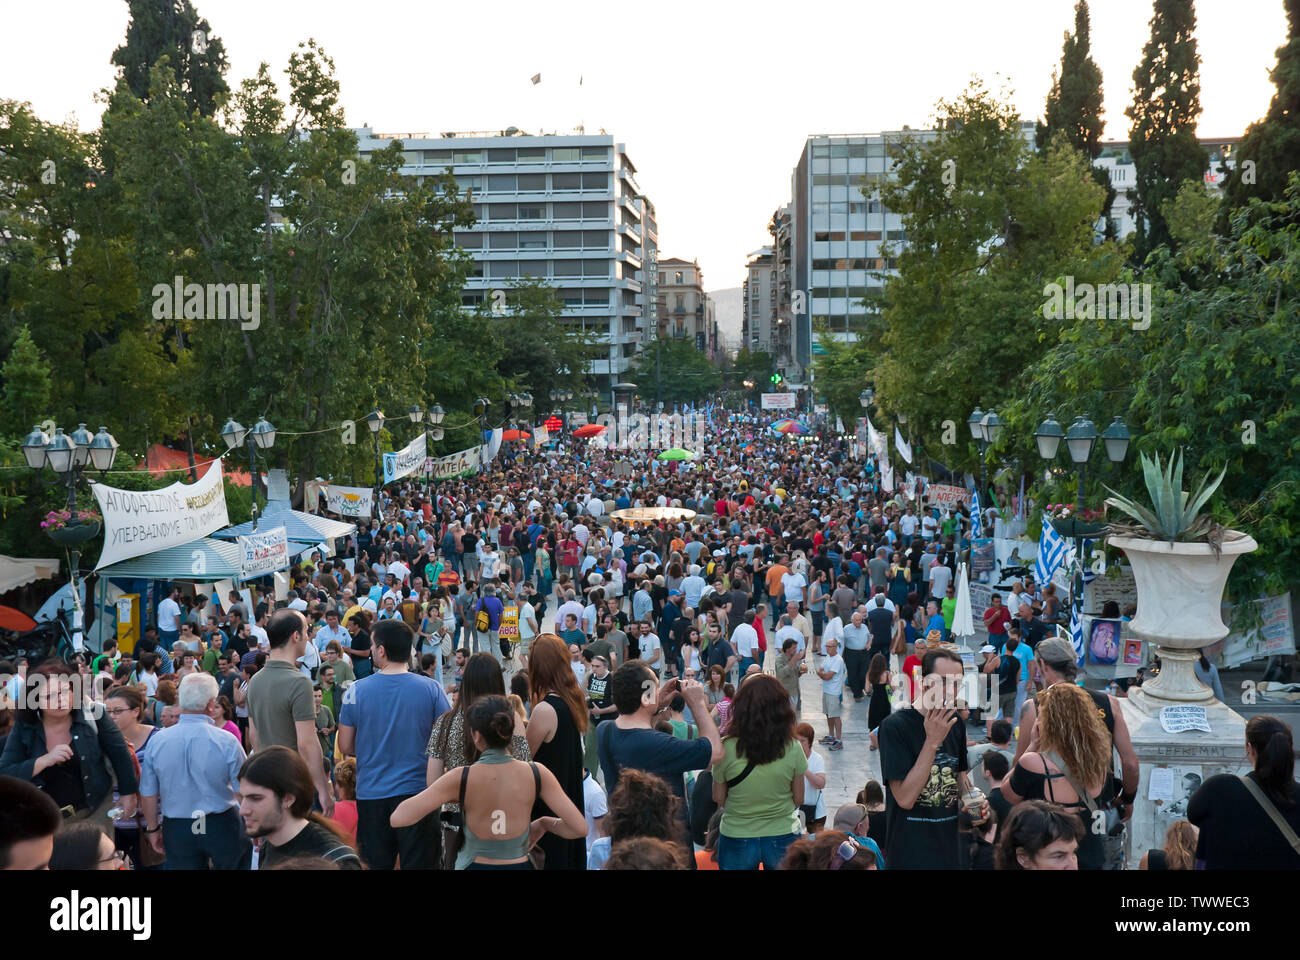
1108;533;1257;711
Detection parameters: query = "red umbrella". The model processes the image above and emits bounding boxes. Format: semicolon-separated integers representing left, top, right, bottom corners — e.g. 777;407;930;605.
572;424;607;438
502;429;531;441
0;605;37;633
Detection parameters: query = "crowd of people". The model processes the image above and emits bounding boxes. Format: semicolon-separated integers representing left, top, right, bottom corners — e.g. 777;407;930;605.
1;407;1297;872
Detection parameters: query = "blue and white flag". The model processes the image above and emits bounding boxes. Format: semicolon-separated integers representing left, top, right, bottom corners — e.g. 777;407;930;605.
1035;513;1068;586
971;488;982;538
1069;603;1085;666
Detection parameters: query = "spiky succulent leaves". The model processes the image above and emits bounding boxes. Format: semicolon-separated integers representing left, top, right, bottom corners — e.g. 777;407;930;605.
1182;462;1227;532
1104;450;1228;543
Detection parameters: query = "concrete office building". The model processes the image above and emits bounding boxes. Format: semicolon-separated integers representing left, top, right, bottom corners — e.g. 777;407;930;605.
352;127;657;391
742;246;776;354
656;257;718;358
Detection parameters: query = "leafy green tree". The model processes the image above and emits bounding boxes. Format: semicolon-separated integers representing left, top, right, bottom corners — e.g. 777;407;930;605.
0;325;51;438
630;336;721;405
484;278;599;402
111;0;230;117
871;81;1112;475
810;324;874;427
1219;0;1300;229
1126;0;1208;263
1036;1;1115;235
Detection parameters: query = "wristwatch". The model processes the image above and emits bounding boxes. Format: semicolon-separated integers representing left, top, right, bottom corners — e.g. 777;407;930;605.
144;825;161;834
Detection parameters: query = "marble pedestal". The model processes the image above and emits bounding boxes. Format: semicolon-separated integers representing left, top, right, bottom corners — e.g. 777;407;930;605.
1118;695;1248;868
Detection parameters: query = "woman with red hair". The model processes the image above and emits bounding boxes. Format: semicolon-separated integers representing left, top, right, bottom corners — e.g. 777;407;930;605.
526;633;589;869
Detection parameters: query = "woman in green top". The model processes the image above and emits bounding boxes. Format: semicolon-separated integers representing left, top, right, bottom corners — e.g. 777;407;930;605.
711;674;807;870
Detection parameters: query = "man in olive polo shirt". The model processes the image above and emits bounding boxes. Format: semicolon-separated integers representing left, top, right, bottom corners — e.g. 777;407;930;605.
245;609;334;818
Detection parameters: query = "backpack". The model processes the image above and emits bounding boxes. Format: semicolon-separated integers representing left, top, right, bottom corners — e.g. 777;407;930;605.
474;602;491;632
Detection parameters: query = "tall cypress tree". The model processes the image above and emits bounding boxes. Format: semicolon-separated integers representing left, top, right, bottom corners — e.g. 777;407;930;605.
111;0;229;117
1126;0;1208;263
1036;1;1114;235
1219;0;1300;228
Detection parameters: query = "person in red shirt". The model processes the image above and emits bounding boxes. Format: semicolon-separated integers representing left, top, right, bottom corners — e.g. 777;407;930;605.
983;593;1012;642
902;634;930;705
559;536;582;580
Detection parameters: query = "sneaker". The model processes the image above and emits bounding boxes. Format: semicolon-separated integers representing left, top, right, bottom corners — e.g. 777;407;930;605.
819;735;835;744
829;741;844;751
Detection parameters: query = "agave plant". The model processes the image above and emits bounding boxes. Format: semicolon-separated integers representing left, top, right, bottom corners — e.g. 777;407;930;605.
1103;450;1227;543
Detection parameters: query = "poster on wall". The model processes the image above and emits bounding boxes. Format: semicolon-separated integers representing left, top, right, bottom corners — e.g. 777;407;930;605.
971;538;995;582
1087;619;1122;665
1218;593;1297;667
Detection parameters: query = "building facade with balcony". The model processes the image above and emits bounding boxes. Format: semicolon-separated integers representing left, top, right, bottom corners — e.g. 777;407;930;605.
352;127;655;390
656;257;718;358
1095;137;1241;240
742;246;776;353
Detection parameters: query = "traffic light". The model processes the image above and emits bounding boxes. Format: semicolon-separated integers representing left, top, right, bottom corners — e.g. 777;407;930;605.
770;373;784;385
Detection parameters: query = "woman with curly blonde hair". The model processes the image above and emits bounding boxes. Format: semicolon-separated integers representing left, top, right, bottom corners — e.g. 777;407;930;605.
1140;819;1197;870
1003;681;1116;870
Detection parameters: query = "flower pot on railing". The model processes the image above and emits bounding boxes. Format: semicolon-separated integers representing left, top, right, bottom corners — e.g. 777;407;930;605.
46;520;102;546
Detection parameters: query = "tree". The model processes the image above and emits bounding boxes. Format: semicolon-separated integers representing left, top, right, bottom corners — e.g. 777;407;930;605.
0;325;51;438
871;81;1113;475
810;324;873;427
728;347;774;403
1037;1;1115;235
1219;0;1300;229
111;0;230;117
629;336;721;406
1126;0;1208;263
486;278;600;402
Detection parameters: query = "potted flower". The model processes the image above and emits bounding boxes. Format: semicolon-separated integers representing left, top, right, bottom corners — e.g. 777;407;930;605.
42;509;103;545
1104;450;1256;709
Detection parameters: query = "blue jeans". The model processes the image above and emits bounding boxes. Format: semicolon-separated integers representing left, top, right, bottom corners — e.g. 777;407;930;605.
162;808;250;870
716;832;799;871
738;656;758;678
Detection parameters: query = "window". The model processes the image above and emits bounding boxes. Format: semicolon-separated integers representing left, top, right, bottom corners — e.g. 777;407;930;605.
675;293;685;309
487;148;516;163
455;232;483;249
453;150;483;164
517;204;545;220
488;232;517;249
516;147;545;163
849;231;866;241
402;151;422;165
468;261;484;278
553;260;582;277
586;288;610;305
866;142;884;158
585;259;609;277
553;202;581;219
487;261;517;278
553;231;582;248
561;289;584;306
457;175;483;193
517;173;546;192
462;291;485;306
583;231;607;249
425;149;452;163
830;144;849;159
812;203;830;215
487;174;515;192
658;272;666;284
518;259;548;277
812;143;830;159
812;174;840;186
582;171;608;190
470;204;484;222
518;231;547;249
582;201;608;218
551;147;580;162
813;258;868;271
886;230;905;242
488;203;516;220
552;172;581;190
581;146;608;160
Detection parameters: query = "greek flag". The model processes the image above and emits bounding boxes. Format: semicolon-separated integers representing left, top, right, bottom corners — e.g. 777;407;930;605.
1035;514;1068;586
971;488;982;538
1069;602;1085;666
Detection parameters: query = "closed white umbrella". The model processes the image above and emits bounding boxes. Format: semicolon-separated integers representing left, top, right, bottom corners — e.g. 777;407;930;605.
952;562;975;641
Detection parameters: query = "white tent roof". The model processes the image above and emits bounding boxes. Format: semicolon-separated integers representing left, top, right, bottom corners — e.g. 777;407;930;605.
0;556;61;594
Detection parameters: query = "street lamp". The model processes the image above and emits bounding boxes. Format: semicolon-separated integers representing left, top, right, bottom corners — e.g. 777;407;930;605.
365;409;385;521
859;388;873;409
222;417;277;529
407;404;423;424
24;422;119;654
967;406;999;500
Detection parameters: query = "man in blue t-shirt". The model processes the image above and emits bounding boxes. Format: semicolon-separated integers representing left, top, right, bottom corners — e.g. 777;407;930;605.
597;662;722;820
338;619;450;870
1001;625;1033;720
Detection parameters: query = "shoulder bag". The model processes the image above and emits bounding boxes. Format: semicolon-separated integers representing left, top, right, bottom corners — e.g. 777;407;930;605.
1238;775;1300;855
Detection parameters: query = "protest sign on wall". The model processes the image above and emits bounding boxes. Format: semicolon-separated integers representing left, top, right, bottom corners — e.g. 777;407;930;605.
237;526;288;580
1218;593;1297;667
93;459;230;569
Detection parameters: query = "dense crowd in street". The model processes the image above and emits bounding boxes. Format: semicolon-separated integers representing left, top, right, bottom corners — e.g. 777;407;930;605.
1;408;1297;872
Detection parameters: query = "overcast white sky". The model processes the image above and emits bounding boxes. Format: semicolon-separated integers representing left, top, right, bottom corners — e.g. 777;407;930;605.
1;0;1287;288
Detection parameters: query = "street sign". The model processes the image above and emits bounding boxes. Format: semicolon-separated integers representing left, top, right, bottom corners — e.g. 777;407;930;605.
761;392;796;410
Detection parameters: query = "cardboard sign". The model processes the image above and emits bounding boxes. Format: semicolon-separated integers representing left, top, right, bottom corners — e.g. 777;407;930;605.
238;526;289;579
928;484;967;507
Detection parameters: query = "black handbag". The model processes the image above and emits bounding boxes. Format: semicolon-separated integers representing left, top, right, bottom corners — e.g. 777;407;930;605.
438;766;470;871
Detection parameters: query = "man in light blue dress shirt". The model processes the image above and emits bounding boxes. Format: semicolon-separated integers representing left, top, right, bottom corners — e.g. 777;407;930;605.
140;672;250;870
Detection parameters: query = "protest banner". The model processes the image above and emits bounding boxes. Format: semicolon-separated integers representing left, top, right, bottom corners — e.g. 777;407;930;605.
927;484;967;508
237;526;289;580
761;392;796;410
382;433;427;485
323;485;374;517
93;459;230;569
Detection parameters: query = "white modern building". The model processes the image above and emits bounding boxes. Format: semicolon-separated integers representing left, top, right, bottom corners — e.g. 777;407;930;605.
352;128;657;387
1095;137;1241;240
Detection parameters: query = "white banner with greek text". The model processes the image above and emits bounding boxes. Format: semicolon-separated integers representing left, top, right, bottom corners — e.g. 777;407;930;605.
238;526;289;579
93;459;230;569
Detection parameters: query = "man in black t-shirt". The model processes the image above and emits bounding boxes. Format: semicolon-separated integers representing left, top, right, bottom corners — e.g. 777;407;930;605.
878;647;979;869
239;746;362;869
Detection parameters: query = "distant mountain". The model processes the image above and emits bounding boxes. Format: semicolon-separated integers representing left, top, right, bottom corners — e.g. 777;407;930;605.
709;286;743;357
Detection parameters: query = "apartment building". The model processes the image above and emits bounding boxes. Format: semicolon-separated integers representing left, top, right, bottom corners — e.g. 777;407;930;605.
352;127;656;388
1095;137;1241;240
656;257;718;358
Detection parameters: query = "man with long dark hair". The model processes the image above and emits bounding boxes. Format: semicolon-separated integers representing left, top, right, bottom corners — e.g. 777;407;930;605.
239;746;361;869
